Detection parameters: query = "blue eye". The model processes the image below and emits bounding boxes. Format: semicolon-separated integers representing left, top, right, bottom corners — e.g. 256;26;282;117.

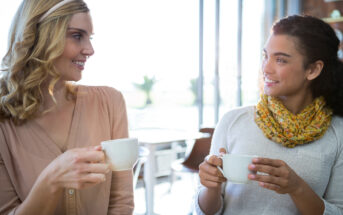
72;33;82;40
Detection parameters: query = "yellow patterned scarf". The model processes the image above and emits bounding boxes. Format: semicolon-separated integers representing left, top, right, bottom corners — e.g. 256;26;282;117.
254;95;332;148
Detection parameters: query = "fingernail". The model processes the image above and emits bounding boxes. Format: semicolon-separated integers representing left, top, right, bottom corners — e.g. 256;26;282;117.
94;146;102;151
249;164;256;169
252;158;258;162
248;174;255;179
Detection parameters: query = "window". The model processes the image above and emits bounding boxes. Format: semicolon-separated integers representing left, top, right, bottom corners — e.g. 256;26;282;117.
0;0;266;130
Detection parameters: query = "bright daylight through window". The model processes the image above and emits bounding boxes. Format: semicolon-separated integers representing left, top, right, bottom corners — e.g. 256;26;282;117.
0;0;264;131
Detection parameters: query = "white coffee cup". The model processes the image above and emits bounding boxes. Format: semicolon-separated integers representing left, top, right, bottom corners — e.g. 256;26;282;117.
101;138;139;171
217;154;257;184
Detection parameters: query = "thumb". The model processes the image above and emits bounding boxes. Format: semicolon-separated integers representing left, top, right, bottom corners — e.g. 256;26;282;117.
219;148;227;155
82;145;102;151
93;145;103;151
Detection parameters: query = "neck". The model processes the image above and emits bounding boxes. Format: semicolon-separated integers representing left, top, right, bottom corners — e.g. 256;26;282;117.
278;91;313;115
41;81;69;111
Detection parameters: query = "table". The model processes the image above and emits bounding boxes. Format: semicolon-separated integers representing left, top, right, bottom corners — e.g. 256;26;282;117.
130;128;207;215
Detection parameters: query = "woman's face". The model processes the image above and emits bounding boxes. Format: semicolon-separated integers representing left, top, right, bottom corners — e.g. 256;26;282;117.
262;34;313;101
54;12;94;82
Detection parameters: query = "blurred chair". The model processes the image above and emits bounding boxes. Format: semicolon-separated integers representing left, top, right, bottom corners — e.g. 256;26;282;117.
133;146;149;189
133;146;150;215
169;127;214;190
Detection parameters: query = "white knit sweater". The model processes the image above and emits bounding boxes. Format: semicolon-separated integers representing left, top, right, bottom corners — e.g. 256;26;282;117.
195;106;343;215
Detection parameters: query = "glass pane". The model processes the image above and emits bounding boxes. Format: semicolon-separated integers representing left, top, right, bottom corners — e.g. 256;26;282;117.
218;0;265;120
83;0;200;131
0;0;266;130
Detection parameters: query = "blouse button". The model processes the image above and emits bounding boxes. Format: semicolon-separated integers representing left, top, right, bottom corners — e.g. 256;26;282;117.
68;189;74;195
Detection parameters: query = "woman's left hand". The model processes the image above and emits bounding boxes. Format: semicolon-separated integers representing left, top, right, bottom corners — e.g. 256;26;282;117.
248;158;303;195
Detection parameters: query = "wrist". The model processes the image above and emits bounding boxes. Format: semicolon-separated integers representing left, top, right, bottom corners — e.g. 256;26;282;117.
204;186;222;196
290;179;305;198
37;166;62;195
199;187;222;214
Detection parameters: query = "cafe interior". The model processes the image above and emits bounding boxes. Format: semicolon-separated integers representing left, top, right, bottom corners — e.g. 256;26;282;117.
0;0;342;214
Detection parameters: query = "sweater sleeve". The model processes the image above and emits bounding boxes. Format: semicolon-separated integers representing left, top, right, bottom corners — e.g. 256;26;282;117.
108;89;129;140
322;132;343;215
108;170;134;215
101;87;133;214
194;111;232;215
0;128;20;215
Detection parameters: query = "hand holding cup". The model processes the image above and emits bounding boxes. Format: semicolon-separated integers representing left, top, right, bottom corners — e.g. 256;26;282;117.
217;153;257;184
199;148;227;190
101;138;139;171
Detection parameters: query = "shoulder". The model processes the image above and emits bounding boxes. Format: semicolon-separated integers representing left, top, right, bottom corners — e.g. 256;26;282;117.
219;105;254;127
327;116;343;158
330;116;343;141
210;106;255;154
77;85;125;103
331;116;343;143
78;85;123;98
214;105;254;137
331;115;343;128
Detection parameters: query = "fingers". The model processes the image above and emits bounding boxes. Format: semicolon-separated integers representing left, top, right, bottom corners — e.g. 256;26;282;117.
52;148;110;190
199;159;223;177
248;172;287;186
219;147;227;154
248;158;300;194
248;163;283;177
201;181;221;188
60;163;109;189
78;163;110;174
199;174;226;189
206;155;222;167
93;145;103;151
199;178;224;189
199;164;226;182
68;149;106;164
79;173;107;183
252;157;285;168
64;173;107;190
199;159;226;189
258;182;281;192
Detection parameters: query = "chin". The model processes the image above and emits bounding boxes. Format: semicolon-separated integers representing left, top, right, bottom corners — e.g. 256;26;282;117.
263;88;278;97
70;74;82;82
72;78;82;82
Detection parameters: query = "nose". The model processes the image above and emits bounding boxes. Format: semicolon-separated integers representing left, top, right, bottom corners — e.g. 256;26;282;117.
262;57;273;75
82;39;94;58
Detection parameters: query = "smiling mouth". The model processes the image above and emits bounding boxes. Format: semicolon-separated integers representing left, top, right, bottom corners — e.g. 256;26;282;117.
72;60;85;66
264;77;278;84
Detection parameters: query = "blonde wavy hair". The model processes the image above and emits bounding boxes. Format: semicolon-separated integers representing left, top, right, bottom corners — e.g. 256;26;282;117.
0;0;89;125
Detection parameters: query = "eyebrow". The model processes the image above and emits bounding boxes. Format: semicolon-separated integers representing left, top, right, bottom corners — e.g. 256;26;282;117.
67;27;93;36
263;49;291;58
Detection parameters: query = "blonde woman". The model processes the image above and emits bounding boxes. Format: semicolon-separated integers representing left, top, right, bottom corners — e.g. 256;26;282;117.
0;0;133;214
197;15;343;215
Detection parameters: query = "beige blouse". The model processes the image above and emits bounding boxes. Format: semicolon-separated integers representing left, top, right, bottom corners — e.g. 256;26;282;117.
0;86;134;215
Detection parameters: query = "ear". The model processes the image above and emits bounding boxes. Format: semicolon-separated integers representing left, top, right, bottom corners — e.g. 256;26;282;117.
306;60;324;81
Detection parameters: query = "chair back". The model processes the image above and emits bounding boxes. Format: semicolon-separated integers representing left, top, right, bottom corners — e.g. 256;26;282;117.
182;128;214;172
133;146;149;188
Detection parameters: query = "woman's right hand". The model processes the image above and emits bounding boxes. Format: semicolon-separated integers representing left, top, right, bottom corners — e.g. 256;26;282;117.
199;148;227;190
42;146;110;192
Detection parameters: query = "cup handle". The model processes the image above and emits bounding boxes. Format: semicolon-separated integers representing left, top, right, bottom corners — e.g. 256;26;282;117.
216;157;225;177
